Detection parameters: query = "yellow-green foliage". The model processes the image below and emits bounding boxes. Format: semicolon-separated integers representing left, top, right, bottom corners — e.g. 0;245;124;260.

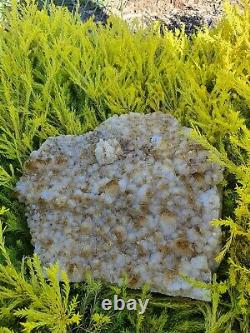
0;0;249;332
0;208;81;333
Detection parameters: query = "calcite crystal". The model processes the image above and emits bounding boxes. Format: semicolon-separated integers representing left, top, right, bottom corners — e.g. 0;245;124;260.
15;112;223;301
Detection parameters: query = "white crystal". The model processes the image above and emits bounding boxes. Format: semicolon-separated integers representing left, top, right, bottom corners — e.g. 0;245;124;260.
15;112;223;301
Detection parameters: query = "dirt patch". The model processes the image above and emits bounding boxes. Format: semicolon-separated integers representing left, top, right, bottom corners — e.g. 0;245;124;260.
105;0;240;33
40;1;241;34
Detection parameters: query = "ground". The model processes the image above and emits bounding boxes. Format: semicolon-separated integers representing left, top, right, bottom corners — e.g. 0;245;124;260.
105;0;241;32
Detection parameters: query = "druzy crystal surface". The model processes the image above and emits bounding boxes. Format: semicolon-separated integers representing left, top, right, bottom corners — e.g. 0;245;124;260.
15;112;223;301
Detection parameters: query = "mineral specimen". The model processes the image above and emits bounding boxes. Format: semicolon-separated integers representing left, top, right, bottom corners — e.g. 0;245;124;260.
15;112;223;301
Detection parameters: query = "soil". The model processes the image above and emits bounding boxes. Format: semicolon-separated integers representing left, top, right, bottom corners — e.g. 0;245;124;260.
42;1;241;34
104;0;240;34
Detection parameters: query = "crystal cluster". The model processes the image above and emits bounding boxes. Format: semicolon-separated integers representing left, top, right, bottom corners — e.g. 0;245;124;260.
15;112;223;301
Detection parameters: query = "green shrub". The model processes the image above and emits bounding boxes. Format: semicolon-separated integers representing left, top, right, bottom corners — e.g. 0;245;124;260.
0;0;249;332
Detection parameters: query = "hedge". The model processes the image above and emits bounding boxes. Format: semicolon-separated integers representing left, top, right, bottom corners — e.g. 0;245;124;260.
0;1;249;332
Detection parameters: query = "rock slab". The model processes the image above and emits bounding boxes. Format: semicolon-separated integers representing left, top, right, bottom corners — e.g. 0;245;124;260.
15;112;223;301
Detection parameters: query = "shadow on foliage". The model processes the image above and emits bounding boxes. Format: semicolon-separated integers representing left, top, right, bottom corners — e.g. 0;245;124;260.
37;0;108;23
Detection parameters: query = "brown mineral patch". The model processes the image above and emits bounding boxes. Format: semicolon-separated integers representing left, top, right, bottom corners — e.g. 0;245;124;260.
159;244;169;254
140;203;150;214
174;238;195;256
80;248;92;258
165;269;178;281
176;238;189;249
113;225;127;242
24;159;42;172
55;155;68;164
158;183;168;190
100;230;109;242
138;245;148;256
54;198;67;208
135;216;147;228
41;239;53;246
102;179;119;195
160;211;177;220
194;225;201;234
129;273;140;286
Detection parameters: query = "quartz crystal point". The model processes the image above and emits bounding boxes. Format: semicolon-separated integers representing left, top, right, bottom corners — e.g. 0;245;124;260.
15;112;223;301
